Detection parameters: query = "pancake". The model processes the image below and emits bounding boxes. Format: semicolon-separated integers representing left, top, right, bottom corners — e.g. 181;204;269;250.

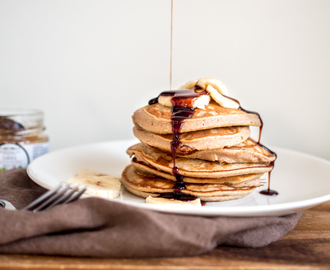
130;159;263;187
133;125;251;152
123;182;246;202
133;100;261;134
138;139;276;163
122;165;255;202
127;143;273;178
177;138;276;162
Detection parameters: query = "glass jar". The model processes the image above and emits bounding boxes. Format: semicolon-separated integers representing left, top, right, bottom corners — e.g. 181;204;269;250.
0;109;49;172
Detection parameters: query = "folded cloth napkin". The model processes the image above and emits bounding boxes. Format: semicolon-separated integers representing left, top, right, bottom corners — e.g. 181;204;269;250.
0;169;302;258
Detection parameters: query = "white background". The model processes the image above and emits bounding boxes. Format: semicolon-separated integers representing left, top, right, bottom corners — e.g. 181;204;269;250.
1;0;329;160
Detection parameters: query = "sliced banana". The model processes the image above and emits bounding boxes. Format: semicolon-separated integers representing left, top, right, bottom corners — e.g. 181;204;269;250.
145;196;202;207
158;94;210;109
178;78;240;109
206;85;240;109
68;169;121;199
75;169;109;177
196;78;229;95
158;95;173;107
178;79;198;90
191;94;211;109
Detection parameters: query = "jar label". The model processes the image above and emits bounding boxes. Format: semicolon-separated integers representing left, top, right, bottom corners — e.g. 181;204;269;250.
0;142;50;172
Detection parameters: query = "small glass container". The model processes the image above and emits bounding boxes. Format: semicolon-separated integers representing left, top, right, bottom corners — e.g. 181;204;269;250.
0;108;49;172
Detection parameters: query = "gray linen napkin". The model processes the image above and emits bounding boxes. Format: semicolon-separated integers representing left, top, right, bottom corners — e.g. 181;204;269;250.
0;169;302;258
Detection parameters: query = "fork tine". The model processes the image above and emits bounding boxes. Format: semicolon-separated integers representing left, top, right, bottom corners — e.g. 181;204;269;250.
21;183;63;211
32;184;71;212
42;185;80;211
64;186;88;204
22;183;87;212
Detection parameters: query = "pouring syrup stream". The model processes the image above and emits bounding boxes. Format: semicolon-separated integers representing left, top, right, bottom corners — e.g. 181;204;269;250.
170;0;173;90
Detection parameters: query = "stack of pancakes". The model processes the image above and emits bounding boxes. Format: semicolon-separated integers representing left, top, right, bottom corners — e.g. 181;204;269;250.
122;88;276;202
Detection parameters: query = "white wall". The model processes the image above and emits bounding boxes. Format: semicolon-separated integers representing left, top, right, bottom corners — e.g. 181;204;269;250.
1;0;330;160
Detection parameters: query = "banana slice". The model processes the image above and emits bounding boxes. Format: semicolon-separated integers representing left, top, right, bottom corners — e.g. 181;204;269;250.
178;79;198;90
68;169;121;199
145;196;202;207
205;85;240;109
158;94;210;109
75;169;111;178
178;78;240;109
196;78;229;95
158;95;173;107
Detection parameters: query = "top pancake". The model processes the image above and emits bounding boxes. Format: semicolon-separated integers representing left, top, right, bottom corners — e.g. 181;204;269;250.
133;100;261;134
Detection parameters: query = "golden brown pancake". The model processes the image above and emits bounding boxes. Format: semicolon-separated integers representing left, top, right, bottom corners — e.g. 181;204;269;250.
133;101;261;134
131;159;262;187
138;139;276;163
133;125;251;152
127;143;273;178
122;165;256;202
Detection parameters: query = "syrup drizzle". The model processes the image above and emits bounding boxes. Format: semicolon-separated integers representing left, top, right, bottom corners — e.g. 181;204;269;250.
222;95;264;143
257;144;278;196
259;160;278;196
149;90;278;198
149;89;208;200
221;95;278;196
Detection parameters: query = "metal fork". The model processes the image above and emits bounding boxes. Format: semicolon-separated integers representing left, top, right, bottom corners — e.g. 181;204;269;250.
0;183;87;212
22;183;87;212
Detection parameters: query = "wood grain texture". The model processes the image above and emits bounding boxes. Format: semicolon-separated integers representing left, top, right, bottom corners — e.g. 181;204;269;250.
0;201;329;270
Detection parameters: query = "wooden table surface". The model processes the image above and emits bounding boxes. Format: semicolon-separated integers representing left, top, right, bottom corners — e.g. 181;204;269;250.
0;201;329;270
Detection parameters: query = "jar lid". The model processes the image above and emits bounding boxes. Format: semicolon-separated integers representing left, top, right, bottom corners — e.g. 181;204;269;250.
0;108;45;134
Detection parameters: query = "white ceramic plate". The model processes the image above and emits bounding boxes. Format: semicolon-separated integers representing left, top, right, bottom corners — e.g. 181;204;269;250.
27;139;330;217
